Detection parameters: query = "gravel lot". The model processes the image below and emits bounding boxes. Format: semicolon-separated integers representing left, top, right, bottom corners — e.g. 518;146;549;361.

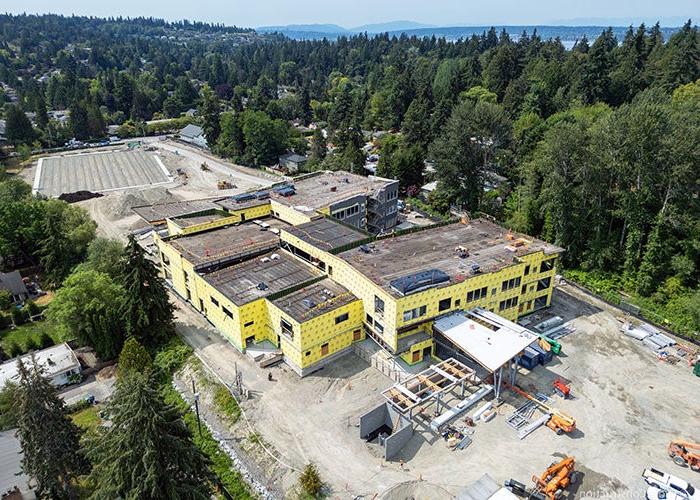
173;286;700;499
33;149;173;197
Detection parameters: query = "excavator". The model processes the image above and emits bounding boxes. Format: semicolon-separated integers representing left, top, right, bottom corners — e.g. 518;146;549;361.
668;440;700;472
507;383;576;435
531;456;578;500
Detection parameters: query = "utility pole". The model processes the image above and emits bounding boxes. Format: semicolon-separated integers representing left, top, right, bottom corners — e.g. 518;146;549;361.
192;378;202;437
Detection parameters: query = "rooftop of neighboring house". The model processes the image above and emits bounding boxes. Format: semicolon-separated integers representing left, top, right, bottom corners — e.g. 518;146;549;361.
283;218;368;252
279;152;308;163
0;271;28;297
180;123;204;138
167;218;291;269
271;278;358;323
202;250;322;306
337;218;564;297
0;343;80;388
275;171;397;214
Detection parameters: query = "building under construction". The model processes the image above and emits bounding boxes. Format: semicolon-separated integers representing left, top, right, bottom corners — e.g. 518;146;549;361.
142;170;563;376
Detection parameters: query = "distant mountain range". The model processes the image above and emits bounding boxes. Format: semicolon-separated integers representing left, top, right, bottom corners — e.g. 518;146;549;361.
256;21;685;46
257;20;435;35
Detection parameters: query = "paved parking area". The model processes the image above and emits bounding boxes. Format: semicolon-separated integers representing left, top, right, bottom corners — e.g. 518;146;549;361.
33;149;174;197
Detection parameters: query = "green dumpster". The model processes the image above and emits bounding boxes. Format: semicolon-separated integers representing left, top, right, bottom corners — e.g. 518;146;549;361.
540;335;562;355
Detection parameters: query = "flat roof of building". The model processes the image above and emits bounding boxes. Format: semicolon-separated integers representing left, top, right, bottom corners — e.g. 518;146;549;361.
337;219;563;297
0;343;80;388
202;250;322;306
171;212;229;229
275;171;396;213
133;199;221;224
271;278;358;323
433;309;538;372
214;197;270;212
284;218;368;252
167;219;290;269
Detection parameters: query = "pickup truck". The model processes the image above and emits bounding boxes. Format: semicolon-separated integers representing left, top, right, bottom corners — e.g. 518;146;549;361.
643;468;698;499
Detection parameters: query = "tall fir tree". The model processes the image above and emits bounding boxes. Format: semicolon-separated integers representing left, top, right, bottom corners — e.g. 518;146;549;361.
119;235;174;346
199;84;221;146
16;357;86;498
4;105;36;145
87;372;213;499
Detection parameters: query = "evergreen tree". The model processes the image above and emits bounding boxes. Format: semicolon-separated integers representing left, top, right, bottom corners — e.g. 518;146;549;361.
309;127;327;163
39;210;71;287
117;337;152;377
68;100;90;140
401;97;431;151
4;105;36;145
215;112;245;159
87;372;213;499
198;84;221;146
16;357;86;498
118;235;174;347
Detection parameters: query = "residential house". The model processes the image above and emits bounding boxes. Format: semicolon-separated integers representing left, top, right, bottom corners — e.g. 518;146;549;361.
0;271;28;303
179;124;207;148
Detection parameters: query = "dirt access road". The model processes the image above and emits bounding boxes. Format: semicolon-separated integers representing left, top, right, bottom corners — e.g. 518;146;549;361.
173;286;700;499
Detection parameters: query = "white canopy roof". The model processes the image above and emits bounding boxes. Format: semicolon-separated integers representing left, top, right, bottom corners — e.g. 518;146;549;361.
434;308;537;372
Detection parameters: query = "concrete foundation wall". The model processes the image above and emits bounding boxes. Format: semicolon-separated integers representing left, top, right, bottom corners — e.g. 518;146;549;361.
359;402;414;460
385;421;413;460
359;403;389;438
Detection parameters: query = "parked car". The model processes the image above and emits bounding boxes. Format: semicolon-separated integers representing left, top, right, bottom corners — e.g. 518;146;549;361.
644;468;698;499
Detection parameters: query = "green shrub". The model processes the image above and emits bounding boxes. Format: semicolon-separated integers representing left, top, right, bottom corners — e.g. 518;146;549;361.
38;332;54;349
7;342;23;358
25;336;40;351
299;463;323;498
213;385;240;423
10;307;27;326
0;290;11;310
24;300;41;316
0;314;11;330
66;399;91;413
153;337;192;378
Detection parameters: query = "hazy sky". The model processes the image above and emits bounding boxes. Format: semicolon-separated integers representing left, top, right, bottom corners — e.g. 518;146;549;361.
4;0;698;28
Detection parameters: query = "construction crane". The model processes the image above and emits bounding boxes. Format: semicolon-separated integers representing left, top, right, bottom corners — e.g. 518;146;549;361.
668;440;700;472
507;383;576;434
532;456;577;500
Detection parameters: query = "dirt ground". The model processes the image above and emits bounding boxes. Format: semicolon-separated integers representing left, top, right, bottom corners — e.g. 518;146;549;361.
20;139;280;242
173;286;700;499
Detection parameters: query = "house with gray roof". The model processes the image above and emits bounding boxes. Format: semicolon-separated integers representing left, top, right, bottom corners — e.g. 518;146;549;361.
179;124;207;148
0;271;28;303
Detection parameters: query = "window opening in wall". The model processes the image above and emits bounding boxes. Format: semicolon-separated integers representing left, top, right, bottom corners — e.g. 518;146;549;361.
335;313;349;324
281;318;293;337
438;298;452;311
321;343;329;356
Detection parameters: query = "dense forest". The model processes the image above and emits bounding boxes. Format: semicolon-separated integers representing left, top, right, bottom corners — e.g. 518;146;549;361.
0;14;699;336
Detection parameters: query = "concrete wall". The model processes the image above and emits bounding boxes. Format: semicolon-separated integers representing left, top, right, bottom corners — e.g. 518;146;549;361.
359;402;414;460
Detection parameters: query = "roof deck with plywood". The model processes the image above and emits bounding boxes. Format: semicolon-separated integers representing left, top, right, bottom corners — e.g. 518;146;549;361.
271;278;359;323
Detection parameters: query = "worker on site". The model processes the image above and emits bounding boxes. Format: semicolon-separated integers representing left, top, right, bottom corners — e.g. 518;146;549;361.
268;372;273;382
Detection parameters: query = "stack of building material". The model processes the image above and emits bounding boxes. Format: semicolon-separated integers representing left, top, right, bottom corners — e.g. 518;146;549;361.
519;347;541;370
531;343;554;365
643;333;676;351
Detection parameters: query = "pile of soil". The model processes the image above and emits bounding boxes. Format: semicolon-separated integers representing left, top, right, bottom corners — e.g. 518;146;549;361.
58;190;104;203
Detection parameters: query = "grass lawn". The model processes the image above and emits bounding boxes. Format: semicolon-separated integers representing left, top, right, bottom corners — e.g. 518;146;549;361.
0;318;63;353
70;406;102;431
